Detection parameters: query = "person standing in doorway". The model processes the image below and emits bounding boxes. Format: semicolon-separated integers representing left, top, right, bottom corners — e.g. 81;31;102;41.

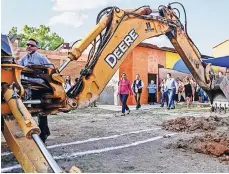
147;80;157;105
117;73;133;116
132;74;144;110
165;73;178;110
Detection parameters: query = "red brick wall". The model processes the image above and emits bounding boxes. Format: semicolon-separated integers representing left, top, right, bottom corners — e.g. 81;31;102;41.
50;59;60;68
148;48;165;74
147;48;166;102
131;47;149;105
119;46;166;105
61;61;87;81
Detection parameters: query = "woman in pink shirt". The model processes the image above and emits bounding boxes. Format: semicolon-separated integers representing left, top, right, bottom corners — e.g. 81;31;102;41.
117;73;133;116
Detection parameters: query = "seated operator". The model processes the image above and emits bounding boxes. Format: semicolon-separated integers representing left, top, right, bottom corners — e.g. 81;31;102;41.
18;38;52;143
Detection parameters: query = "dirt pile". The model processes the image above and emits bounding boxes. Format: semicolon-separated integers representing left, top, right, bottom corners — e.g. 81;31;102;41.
174;132;229;164
162;116;229;132
193;132;229;157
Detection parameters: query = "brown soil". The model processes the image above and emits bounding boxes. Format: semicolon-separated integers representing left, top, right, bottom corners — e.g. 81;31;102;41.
193;132;229;156
173;132;229;164
162;116;229;132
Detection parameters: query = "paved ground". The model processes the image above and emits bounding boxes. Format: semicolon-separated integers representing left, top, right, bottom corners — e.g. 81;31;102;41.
1;104;229;173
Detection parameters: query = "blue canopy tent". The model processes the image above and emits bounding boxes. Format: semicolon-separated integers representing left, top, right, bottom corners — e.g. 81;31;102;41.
173;59;191;74
202;56;229;68
173;56;229;74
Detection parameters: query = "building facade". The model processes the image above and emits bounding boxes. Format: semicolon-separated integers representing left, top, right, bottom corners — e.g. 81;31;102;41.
117;43;190;105
213;39;229;74
213;40;229;57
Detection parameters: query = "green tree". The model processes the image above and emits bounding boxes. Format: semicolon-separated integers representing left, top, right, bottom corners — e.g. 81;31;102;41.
8;25;64;50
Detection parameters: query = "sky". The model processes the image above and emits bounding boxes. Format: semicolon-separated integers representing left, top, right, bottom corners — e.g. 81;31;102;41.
1;0;229;56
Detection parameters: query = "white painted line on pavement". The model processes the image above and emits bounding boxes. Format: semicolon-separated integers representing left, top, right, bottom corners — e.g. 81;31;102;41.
1;164;21;173
48;128;161;149
1;132;177;173
1;128;161;157
54;133;177;160
1;152;11;156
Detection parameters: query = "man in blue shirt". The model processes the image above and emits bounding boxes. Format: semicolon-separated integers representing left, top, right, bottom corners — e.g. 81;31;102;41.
147;80;157;105
165;73;178;109
18;38;52;143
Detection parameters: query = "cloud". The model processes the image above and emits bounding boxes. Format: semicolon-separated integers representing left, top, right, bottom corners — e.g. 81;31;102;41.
48;12;88;28
51;0;121;11
49;0;120;28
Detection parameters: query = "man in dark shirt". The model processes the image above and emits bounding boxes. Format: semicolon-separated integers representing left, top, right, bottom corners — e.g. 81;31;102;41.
132;74;144;110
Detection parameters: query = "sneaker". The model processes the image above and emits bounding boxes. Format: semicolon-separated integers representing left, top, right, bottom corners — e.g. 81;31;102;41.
127;110;130;114
121;113;125;116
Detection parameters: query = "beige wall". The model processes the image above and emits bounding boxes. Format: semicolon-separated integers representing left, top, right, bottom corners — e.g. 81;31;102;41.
212;40;228;73
213;40;229;57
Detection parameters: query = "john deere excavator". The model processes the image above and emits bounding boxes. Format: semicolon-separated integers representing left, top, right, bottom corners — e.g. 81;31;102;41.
1;2;229;173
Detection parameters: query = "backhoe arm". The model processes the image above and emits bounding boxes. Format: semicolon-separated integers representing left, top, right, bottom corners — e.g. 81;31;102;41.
64;6;173;108
61;4;212;108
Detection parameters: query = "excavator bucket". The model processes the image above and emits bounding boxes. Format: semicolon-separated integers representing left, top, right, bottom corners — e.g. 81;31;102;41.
220;77;229;101
206;76;229;112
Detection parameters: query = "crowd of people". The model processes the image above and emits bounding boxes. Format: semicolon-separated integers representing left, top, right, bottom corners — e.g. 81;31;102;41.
63;71;224;116
117;72;214;115
159;74;209;109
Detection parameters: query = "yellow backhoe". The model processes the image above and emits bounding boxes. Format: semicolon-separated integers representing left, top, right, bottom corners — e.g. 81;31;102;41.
1;2;229;173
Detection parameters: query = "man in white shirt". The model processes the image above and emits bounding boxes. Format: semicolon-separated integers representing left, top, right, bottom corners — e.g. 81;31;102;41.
165;73;178;109
132;74;144;110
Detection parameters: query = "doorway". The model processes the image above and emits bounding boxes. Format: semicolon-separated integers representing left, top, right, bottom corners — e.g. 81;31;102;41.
148;73;157;101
